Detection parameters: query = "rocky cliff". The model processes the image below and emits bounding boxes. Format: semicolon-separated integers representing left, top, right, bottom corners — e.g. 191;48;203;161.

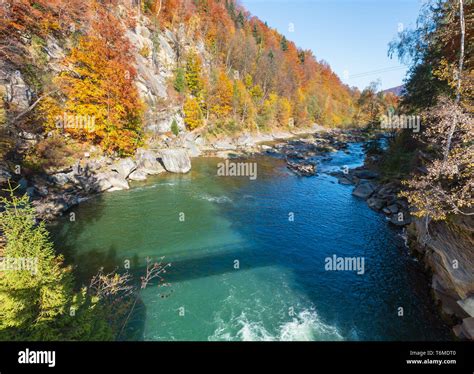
408;214;474;339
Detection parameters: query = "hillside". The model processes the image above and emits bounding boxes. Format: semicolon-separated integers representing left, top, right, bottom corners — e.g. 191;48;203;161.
382;85;404;96
0;0;371;165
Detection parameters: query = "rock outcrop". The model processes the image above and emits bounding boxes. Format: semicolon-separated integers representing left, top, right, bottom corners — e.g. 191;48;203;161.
135;149;165;175
98;171;130;192
159;148;191;173
408;214;474;339
112;158;137;179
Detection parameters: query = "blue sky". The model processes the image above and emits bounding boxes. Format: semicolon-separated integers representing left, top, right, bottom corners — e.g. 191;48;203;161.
241;0;424;91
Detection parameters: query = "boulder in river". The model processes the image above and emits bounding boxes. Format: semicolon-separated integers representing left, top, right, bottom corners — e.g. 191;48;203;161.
388;211;411;226
287;161;317;176
159;148;191;173
136;149;165;175
330;171;355;185
98;171;130;191
352;181;375;199
367;196;385;211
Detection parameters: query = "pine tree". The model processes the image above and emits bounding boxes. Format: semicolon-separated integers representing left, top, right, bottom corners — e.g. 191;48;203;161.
280;36;288;52
171;118;180;135
0;186;113;340
174;67;186;93
185;52;204;98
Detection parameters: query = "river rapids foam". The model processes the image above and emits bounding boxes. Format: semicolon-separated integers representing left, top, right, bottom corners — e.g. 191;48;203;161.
209;309;344;341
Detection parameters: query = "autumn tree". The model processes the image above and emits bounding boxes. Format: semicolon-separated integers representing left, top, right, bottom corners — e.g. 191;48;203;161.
185;51;205;99
209;70;233;118
183;97;204;130
391;0;473;227
50;9;144;156
399;98;473;221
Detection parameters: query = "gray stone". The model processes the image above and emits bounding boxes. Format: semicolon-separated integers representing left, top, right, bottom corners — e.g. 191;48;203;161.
457;297;474;318
98;172;129;191
136;149;165;175
389;212;411;226
460;317;474;340
5;71;31;111
352;182;375;199
128;169;148;181
214;139;237;151
338;176;354;185
148;113;185;133
453;324;464;339
95;177;112;192
367;196;385;211
45;36;65;61
0;166;11;185
185;140;201;157
159;148;191;173
112;158;136;179
354;169;379;179
236;133;255;147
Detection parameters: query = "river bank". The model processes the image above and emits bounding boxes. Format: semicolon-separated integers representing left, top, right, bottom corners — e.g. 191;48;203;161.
15;125;364;221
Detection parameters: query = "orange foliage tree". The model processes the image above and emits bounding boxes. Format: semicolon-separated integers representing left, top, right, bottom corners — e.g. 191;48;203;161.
53;8;144;156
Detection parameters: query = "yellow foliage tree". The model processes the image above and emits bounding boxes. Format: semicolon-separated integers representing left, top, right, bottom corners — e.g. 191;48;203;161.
260;93;279;126
210;70;233;118
184;97;204;130
232;80;255;125
277;97;292;127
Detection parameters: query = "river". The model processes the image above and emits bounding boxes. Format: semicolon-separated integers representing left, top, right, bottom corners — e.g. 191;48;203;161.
50;142;452;341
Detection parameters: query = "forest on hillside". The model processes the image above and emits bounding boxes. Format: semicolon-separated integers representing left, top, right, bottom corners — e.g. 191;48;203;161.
0;0;396;159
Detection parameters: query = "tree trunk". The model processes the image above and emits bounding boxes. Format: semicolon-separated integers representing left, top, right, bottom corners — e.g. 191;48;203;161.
444;0;465;162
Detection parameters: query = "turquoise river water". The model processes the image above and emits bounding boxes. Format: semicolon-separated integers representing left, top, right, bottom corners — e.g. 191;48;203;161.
51;142;452;341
